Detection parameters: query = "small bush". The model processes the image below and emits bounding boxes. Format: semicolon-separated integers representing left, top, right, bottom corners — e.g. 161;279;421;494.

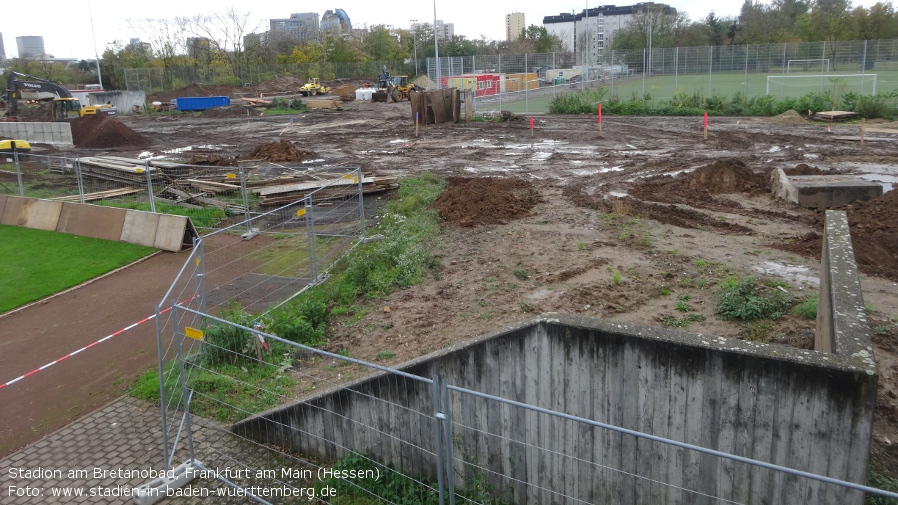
716;277;793;321
793;296;818;320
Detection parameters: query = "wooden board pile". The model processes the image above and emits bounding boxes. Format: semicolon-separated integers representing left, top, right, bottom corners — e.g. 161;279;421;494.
253;173;398;207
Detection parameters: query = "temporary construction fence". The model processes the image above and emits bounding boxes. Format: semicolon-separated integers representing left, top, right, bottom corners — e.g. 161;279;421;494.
151;166;368;480
0;152;375;235
146;308;898;505
426;39;898;114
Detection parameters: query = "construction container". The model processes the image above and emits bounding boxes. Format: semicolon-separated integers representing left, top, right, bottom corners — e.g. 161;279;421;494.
175;96;230;111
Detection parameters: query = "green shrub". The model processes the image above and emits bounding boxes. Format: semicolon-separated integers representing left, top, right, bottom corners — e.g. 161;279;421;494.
716;277;793;321
793;296;818;320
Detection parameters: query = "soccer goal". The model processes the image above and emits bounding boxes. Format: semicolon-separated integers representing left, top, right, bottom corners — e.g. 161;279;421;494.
787;59;830;73
766;74;878;98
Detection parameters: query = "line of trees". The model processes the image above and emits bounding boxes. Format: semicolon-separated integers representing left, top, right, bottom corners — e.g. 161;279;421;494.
3;2;894;90
611;0;898;50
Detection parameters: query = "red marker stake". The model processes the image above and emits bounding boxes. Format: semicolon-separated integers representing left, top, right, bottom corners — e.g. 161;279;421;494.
598;103;603;137
703;112;709;141
530;116;534;137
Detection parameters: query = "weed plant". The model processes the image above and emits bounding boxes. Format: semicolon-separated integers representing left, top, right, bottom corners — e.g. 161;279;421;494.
716;277;793;321
793;296;818;320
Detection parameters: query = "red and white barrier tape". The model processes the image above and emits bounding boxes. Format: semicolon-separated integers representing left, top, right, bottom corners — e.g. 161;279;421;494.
1;306;175;390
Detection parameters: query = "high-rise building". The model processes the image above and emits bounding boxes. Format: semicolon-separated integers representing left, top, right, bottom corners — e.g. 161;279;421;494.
506;13;526;42
0;33;6;63
411;20;454;41
16;35;46;59
321;9;352;36
543;3;675;54
270;13;320;43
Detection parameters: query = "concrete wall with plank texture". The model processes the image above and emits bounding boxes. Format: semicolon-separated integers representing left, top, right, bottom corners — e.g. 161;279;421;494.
0;196;191;251
236;310;876;504
0;122;73;146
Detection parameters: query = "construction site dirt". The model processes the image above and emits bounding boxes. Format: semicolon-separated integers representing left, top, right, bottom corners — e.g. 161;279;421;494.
7;99;898;480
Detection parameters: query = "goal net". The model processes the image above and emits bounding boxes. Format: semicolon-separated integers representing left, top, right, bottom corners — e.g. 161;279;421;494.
787;59;830;73
766;74;878;98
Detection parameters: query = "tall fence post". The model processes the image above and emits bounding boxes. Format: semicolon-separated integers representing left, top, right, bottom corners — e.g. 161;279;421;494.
305;195;317;281
13;151;24;197
145;160;156;213
708;45;713;97
239;166;256;240
172;305;197;466
432;377;447;505
356;167;366;239
75;157;86;204
441;377;456;505
154;300;172;472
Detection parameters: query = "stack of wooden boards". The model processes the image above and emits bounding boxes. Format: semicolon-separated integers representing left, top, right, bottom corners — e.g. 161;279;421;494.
76;156;397;209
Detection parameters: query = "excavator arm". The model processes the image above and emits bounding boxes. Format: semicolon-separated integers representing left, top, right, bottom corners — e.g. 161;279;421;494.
5;72;76;117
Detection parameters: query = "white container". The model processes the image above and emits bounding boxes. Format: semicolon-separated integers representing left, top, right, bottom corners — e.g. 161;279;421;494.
355;89;364;100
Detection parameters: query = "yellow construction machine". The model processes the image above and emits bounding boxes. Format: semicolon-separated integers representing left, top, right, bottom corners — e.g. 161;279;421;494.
298;78;331;96
376;66;420;102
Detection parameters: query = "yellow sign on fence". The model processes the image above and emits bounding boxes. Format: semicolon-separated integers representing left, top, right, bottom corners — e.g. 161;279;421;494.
296;208;307;217
184;327;205;341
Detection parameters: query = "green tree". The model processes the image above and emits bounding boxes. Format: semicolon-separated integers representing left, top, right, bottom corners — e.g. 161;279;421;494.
851;2;898;39
365;25;402;61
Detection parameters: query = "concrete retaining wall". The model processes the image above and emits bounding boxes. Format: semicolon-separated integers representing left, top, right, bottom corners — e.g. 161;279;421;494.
0;195;193;251
237;326;875;504
0;122;73;146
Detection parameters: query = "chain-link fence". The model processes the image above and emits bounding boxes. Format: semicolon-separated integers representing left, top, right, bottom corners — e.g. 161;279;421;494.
152;166;368;477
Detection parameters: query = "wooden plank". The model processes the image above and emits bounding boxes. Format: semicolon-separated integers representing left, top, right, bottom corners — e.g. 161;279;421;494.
49;187;141;202
256;177;374;196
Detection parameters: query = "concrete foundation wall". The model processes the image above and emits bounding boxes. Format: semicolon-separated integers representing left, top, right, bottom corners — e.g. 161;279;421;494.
237;312;876;504
0;122;73;146
0;196;191;251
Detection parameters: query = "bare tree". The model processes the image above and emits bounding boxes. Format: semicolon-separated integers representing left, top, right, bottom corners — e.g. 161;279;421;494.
184;8;261;83
127;17;188;88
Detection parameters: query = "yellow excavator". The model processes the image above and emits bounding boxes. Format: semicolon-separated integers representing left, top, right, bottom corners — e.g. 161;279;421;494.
4;72;117;120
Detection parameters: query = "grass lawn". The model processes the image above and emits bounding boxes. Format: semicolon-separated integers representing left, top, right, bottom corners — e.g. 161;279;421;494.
0;225;156;313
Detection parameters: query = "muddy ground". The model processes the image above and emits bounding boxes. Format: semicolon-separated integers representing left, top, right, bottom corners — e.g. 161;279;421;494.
18;98;898;478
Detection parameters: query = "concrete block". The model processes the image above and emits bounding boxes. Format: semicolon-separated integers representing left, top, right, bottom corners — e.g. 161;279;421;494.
154;214;188;252
776;173;883;208
0;196;62;230
0;195;7;220
56;202;128;241
121;211;160;248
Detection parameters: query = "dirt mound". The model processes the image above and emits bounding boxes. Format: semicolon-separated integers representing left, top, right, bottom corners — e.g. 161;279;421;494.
432;177;543;227
147;83;236;104
254;76;308;94
246;140;313;162
777;190;898;281
769;109;809;126
686;158;767;194
199;105;254;118
330;84;357;101
70;115;151;149
783;163;828;175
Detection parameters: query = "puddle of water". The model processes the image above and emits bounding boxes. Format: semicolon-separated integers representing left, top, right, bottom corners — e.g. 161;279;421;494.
608;191;629;197
302;159;326;164
531;152;553;161
571;169;601;176
464;166;517;174
858;173;898;192
388;139;408;144
767;146;782;153
803;153;819;159
753;261;819;287
162;144;233;154
599;166;624;173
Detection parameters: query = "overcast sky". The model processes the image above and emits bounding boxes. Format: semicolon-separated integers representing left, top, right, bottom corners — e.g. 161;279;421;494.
0;0;887;60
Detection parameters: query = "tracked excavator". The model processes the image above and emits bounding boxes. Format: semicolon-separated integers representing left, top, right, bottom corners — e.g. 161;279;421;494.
4;72;117;121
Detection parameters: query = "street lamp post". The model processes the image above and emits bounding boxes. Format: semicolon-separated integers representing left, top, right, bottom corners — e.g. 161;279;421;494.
410;20;419;76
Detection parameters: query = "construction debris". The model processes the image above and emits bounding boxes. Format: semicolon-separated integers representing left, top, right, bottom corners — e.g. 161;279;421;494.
813;110;857;122
247;140;313;162
255;175;398;206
